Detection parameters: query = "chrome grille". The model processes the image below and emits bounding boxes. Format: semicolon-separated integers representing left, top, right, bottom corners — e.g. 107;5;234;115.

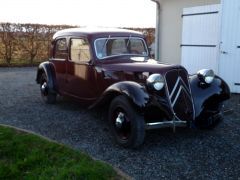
165;69;194;121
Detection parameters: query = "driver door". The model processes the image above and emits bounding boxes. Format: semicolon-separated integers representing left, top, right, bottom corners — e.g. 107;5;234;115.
65;37;97;100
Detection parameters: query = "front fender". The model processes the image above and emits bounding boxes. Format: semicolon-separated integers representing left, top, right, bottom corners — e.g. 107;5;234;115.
90;81;150;111
36;61;57;93
189;74;230;119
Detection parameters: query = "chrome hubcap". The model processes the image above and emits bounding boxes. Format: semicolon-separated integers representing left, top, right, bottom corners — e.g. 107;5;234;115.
115;112;125;128
41;82;47;94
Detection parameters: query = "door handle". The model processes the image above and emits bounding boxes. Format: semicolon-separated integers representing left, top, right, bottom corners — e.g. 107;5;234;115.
237;46;240;48
220;51;228;54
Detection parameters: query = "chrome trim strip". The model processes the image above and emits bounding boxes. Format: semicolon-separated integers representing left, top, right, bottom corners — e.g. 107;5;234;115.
145;121;187;130
169;76;191;99
51;58;66;61
171;85;191;107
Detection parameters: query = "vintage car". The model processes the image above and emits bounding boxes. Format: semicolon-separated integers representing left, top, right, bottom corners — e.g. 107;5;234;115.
36;28;230;148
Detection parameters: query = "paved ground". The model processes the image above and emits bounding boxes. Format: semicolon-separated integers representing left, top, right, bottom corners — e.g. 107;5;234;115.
0;67;240;180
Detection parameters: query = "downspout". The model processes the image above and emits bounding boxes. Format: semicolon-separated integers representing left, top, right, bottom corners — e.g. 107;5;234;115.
150;0;160;61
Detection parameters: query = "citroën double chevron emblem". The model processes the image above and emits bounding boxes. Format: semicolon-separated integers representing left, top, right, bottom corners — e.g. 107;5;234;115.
168;76;192;108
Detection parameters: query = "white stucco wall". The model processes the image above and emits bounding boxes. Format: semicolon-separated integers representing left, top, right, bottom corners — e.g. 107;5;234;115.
157;0;220;64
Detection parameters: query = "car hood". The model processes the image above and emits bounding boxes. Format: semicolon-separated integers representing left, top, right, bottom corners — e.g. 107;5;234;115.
100;59;185;75
96;58;189;84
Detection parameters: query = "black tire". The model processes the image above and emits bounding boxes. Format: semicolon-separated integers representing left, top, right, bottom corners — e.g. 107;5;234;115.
39;73;56;104
200;113;223;130
108;95;145;148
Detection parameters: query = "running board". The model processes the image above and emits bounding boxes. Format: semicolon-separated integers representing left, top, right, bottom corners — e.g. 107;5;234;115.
145;121;187;130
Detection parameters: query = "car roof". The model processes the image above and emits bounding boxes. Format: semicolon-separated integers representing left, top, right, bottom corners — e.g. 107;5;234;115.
53;27;144;40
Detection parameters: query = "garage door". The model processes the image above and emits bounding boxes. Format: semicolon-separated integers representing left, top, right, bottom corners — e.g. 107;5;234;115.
181;4;220;74
219;0;240;93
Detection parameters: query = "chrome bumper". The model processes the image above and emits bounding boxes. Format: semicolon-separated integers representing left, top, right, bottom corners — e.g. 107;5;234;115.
145;120;187;130
145;109;233;131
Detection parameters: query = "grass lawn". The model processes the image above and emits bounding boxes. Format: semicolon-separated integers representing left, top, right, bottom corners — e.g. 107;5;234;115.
0;125;118;179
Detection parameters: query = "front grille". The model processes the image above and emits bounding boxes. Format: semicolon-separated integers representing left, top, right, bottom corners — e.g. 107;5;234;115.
165;69;194;121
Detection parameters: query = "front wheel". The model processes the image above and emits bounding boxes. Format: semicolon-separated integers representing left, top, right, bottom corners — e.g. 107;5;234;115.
40;73;56;104
196;103;224;129
198;113;223;129
108;95;145;148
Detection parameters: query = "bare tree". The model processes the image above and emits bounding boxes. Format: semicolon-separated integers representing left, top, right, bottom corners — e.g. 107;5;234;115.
0;23;16;65
0;23;155;66
15;23;76;64
15;23;44;64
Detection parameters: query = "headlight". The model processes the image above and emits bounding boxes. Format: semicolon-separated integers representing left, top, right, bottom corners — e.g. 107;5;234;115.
146;74;165;91
197;69;215;84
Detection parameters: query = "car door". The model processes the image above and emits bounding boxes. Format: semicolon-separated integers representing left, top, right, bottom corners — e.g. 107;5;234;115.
65;37;98;100
50;37;68;94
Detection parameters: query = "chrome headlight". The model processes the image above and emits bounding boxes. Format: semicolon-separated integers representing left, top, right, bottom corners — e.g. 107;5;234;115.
146;74;165;91
197;69;215;84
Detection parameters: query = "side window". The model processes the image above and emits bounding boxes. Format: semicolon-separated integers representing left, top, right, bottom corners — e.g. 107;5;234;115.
70;38;91;63
54;38;67;59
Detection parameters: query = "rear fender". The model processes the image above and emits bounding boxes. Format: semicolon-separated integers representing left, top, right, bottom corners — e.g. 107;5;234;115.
36;61;57;93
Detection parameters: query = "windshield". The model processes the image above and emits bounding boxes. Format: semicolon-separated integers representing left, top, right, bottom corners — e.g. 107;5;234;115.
94;37;148;59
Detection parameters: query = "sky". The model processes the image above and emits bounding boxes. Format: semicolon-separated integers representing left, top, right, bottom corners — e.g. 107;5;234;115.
0;0;156;28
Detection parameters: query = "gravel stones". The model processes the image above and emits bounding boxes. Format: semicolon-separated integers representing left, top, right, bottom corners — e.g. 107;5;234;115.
0;67;239;179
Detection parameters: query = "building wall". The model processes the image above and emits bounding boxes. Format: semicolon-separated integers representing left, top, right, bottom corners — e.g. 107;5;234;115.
157;0;220;64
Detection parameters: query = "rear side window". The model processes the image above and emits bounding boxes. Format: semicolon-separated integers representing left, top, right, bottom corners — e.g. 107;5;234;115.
70;38;91;63
54;38;67;59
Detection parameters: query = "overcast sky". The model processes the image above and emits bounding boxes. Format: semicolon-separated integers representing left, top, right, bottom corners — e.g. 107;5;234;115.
0;0;156;28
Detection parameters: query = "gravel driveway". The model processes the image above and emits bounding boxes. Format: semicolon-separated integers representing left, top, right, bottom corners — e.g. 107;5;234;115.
0;67;240;180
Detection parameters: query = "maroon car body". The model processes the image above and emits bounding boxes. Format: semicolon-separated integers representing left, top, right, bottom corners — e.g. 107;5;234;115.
36;28;230;148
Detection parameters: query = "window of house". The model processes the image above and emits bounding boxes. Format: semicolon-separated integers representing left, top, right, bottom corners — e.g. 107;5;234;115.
54;38;67;59
70;38;91;63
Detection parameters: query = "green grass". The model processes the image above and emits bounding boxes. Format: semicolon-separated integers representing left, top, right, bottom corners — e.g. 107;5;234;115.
0;125;117;179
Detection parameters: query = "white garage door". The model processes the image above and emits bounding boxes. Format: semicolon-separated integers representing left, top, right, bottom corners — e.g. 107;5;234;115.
219;0;240;93
181;4;220;74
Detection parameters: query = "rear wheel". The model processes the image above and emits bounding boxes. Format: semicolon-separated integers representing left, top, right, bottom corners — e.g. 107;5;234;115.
40;73;56;104
108;95;145;148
